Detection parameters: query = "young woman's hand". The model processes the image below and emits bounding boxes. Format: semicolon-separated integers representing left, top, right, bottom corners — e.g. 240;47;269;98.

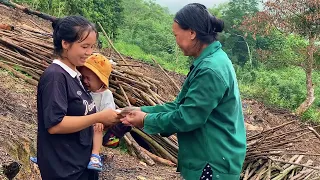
98;108;120;126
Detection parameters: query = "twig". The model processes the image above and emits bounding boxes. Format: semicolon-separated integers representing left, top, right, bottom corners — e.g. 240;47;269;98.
268;158;320;171
152;58;181;92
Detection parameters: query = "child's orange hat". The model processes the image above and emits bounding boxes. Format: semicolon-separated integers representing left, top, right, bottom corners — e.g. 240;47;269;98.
84;53;112;87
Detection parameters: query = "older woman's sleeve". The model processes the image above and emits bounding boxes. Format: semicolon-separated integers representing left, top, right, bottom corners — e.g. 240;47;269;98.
143;68;227;134
140;100;178;113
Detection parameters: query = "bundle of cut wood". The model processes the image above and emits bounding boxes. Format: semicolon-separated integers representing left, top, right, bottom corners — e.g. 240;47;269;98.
241;121;320;179
1;2;320;179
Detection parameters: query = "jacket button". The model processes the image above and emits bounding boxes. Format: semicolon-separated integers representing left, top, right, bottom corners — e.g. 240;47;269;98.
216;175;220;179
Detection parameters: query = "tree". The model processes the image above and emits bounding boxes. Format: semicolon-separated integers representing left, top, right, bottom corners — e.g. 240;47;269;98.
65;0;124;39
241;0;320;114
214;0;259;66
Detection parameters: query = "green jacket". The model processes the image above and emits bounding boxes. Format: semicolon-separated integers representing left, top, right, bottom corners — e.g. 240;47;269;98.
141;41;246;180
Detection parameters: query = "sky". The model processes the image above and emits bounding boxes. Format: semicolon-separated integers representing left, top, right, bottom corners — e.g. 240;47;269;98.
154;0;229;13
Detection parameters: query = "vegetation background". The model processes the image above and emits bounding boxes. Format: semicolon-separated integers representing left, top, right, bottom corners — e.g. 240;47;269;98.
12;0;320;122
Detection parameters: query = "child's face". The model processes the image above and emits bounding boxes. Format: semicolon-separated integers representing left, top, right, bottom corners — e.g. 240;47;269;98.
80;67;104;92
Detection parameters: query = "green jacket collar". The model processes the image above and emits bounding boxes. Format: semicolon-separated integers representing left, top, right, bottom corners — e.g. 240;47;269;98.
192;41;222;68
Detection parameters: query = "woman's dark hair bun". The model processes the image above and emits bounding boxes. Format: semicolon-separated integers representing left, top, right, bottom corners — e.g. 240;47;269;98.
51;18;61;30
210;15;224;33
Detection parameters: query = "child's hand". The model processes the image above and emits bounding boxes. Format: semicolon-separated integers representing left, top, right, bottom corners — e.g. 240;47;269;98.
93;123;104;132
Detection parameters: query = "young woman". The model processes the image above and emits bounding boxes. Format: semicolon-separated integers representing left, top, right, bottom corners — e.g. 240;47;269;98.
120;3;247;180
37;16;120;180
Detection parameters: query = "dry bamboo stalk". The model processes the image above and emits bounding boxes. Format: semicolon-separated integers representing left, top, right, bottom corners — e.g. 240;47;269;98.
114;98;127;108
0;59;42;74
268;158;320;171
152;58;181;92
28;19;50;33
2;62;41;80
243;162;252;180
21;24;47;35
132;128;178;164
121;69;161;85
117;63;142;67
0;36;50;62
290;160;314;180
271;155;304;180
247;121;296;141
12;36;54;49
147;88;162;104
125;132;155;166
112;73;150;89
21;41;53;55
20;43;50;57
308;127;320;141
118;79;131;106
0;47;45;68
140;146;176;167
0;62;38;86
98;22;128;64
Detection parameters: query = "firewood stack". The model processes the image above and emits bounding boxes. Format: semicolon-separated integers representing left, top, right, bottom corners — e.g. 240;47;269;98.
1;2;320;179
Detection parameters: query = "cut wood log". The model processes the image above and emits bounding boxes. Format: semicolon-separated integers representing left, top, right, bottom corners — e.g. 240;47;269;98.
0;0;56;22
125;133;155;166
0;61;38;86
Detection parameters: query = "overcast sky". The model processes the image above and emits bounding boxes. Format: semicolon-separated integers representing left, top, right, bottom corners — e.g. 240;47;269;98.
154;0;229;13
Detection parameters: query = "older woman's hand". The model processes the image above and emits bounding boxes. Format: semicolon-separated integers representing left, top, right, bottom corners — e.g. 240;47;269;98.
119;107;141;116
120;111;146;128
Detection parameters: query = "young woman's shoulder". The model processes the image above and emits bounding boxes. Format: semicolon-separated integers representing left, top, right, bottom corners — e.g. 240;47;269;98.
39;64;69;87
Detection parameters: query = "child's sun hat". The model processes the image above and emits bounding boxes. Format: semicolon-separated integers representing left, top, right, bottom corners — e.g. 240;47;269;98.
84;53;112;87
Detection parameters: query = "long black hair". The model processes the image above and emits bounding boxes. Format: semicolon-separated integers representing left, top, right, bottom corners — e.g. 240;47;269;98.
52;15;98;56
174;3;224;45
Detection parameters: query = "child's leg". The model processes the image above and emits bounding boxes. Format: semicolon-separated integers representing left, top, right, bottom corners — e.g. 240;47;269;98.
88;123;104;171
92;130;103;155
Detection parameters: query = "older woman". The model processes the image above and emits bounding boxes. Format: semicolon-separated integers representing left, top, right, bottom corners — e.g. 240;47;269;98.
121;3;247;180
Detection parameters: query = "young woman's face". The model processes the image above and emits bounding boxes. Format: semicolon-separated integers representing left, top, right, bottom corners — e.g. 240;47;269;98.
80;67;103;92
172;22;197;56
62;30;97;67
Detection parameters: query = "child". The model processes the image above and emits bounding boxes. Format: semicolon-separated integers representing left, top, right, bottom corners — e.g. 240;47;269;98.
79;53;132;171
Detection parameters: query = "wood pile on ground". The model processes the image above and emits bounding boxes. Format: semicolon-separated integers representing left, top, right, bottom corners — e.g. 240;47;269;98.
1;2;320;179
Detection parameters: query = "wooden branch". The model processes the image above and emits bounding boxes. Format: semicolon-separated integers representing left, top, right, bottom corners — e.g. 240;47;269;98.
140;147;176;167
98;22;128;64
152;58;180;92
0;62;37;86
117;78;131;107
0;0;56;22
125;132;155;166
308;127;320;141
132;128;177;164
268;158;320;171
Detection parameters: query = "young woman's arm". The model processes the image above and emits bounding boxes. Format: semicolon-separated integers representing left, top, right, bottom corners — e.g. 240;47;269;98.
48;109;118;134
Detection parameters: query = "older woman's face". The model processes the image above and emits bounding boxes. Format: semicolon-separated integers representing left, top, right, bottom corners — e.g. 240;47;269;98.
172;22;196;56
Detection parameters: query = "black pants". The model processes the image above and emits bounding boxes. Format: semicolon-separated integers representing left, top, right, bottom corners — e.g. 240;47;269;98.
79;169;99;180
199;164;213;180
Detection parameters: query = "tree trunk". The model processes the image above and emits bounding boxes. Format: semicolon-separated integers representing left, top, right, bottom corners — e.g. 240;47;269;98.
296;35;316;115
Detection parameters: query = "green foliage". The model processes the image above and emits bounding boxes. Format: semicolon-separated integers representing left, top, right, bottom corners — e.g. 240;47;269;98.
237;65;320;122
13;0;124;39
114;41;189;75
65;0;124;39
13;0;67;17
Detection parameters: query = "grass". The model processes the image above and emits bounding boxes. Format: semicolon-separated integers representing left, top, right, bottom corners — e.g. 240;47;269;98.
113;41;189;75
